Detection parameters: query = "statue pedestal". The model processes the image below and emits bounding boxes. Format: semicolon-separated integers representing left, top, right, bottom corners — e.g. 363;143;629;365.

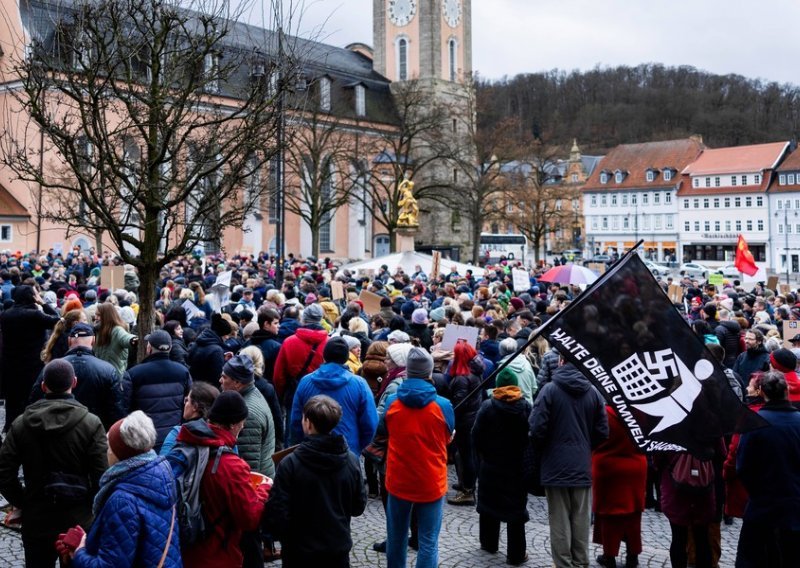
396;227;418;252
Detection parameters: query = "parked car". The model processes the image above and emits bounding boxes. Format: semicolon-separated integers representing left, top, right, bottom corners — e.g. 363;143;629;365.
584;254;612;266
679;262;710;278
643;259;670;276
716;264;741;278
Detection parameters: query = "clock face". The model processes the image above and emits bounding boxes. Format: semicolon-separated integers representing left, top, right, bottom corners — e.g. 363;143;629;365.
389;0;417;27
443;0;461;27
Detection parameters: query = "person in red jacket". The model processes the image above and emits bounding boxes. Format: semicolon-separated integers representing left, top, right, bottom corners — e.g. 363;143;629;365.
175;391;270;568
273;304;328;407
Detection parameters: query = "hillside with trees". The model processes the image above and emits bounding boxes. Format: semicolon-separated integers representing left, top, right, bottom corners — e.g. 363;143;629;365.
476;64;800;151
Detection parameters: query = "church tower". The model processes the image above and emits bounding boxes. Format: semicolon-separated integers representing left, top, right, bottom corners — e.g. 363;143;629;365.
373;0;475;258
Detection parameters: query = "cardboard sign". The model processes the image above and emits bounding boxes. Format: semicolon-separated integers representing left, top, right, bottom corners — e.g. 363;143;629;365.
668;284;683;304
441;324;480;352
182;299;203;321
358;289;383;316
100;265;124;291
331;280;344;301
708;273;724;287
587;262;606;275
431;250;441;281
767;276;779;292
783;320;800;348
780;284;791;295
512;268;530;292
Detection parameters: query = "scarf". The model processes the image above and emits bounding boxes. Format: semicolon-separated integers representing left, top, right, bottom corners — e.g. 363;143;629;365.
493;385;522;403
93;450;158;516
377;366;406;399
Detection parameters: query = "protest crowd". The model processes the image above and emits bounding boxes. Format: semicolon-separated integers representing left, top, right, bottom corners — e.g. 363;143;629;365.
0;245;797;568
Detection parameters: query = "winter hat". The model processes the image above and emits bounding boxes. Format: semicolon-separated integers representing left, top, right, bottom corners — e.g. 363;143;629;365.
145;329;172;352
401;300;417;318
304;293;318;305
302;303;324;325
43;359;75;393
770;348;797;373
223;353;255;383
386;343;413;367
412;308;428;325
107;411;156;462
387;330;410;344
702;303;717;320
208;391;249;425
343;335;361;351
242;321;260;339
429;307;446;322
495;367;519;388
323;337;351;365
211;313;231;337
405;347;434;379
509;297;525;311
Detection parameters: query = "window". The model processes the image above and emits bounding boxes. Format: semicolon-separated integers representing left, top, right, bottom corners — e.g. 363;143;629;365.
655;216;662;229
642;193;649;205
623;217;629;229
746;220;753;231
592;217;598;230
694;221;700;231
448;38;458;82
204;53;220;93
788;224;793;234
714;176;720;187
319;77;331;111
506;201;513;213
703;198;709;208
666;215;673;229
622;194;628;206
683;198;689;208
643;216;650;230
735;197;741;207
646;170;654;182
666;192;672;204
693;178;700;188
355;84;366;116
611;195;617;206
756;196;763;207
0;225;10;242
612;217;619;230
789;174;796;185
724;197;730;207
788;199;793;209
705;177;711;187
736;220;742;231
779;224;784;234
796;199;800;209
664;170;673;181
754;174;761;184
571;173;578;182
615;171;624;183
631;194;637;205
779;199;784;209
725;220;731;231
397;38;409;81
780;174;787;185
591;195;597;206
758;220;764;231
601;195;607;206
796;223;800;233
600;172;609;184
556;199;563;210
731;176;737;186
602;216;608;229
693;198;699;208
713;198;719;208
745;197;752;207
654;193;660;205
714;221;720;231
704;221;710;231
685;221;691;231
741;175;747;185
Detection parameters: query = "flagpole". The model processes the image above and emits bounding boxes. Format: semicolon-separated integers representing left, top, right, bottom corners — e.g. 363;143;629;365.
452;239;645;411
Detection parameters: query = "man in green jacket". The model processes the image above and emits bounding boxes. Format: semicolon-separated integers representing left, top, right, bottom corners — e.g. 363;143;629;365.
0;359;108;567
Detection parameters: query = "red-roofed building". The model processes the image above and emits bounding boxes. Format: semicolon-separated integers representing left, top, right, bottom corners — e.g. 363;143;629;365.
768;144;800;279
679;141;789;267
582;137;704;263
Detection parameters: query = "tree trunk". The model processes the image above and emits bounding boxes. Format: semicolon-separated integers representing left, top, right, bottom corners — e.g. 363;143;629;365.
389;227;397;253
134;213;161;360
311;224;320;258
94;229;103;253
471;206;482;264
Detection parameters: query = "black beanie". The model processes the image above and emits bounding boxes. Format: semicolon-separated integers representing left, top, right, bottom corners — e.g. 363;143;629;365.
770;348;797;373
211;313;230;337
208;391;249;425
43;359;75;393
703;303;717;319
323;337;350;365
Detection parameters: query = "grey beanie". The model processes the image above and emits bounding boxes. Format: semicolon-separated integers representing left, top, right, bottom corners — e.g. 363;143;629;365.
223;353;255;383
343;335;361;351
405;347;434;379
303;303;324;325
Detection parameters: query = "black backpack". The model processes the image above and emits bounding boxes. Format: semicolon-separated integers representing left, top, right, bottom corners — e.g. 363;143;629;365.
167;442;234;545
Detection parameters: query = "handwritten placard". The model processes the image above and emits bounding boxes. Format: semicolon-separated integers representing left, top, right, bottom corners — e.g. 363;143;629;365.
441;324;480;351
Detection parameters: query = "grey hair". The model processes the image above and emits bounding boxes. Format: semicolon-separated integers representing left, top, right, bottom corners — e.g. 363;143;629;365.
499;337;518;358
764;337;783;353
120;410;157;453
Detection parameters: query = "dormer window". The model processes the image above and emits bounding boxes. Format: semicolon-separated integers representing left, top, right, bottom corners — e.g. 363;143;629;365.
663;169;673;181
320;77;331;112
614;170;626;183
600;172;609;184
204;52;220;93
355;84;366;116
646;170;655;182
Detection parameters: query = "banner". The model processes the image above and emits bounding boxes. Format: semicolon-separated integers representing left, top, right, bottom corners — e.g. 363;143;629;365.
538;253;765;458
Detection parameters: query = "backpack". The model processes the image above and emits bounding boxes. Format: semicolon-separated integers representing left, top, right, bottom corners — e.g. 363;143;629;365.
670;453;714;495
167;442;234;546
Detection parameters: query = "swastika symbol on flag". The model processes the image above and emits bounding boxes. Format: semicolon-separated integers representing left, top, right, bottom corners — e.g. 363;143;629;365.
641;349;679;381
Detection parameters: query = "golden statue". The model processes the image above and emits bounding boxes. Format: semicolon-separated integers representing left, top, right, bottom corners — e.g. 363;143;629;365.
397;179;419;227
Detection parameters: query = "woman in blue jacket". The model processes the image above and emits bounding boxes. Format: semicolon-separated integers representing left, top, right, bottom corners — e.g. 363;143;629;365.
71;411;181;568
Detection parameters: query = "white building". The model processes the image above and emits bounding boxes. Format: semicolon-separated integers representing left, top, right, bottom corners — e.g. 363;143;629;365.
769;146;800;280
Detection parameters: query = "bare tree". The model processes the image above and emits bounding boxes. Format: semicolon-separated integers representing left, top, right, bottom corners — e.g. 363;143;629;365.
283;109;357;257
500;139;568;262
357;80;452;251
0;0;297;341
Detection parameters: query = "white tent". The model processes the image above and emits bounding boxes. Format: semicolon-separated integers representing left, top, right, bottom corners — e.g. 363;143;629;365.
338;251;485;279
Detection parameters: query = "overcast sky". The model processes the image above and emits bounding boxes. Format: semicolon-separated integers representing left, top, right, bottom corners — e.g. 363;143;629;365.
241;0;800;86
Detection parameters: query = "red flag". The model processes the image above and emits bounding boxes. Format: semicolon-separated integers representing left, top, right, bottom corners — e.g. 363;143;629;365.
735;235;759;276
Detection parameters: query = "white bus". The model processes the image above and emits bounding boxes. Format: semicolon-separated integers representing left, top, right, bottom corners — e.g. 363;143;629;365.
479;233;529;265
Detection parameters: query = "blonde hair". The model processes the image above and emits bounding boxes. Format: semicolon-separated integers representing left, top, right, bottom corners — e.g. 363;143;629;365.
349;317;368;335
240;345;265;377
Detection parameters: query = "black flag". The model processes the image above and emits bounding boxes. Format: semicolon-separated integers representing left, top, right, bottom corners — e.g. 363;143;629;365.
539;253;766;458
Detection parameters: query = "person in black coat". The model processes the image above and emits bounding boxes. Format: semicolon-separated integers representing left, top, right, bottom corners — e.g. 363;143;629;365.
472;367;532;566
163;320;189;367
249;309;283;381
122;330;192;451
187;314;229;386
0;285;60;431
733;329;770;389
264;395;366;568
29;323;124;430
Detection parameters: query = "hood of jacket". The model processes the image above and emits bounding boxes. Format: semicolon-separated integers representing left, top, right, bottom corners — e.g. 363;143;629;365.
278;318;300;339
396;377;437;408
552;363;591;396
309;362;353;390
176;418;235;449
501;354;530;375
195;327;224;348
115;456;175;510
250;329;278;345
293;433;349;472
23;396;89;433
294;326;329;346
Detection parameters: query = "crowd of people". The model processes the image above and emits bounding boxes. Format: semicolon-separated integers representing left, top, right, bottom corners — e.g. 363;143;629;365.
0;247;797;568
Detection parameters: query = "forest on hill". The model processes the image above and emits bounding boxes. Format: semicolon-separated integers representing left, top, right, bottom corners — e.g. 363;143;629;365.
475;63;800;152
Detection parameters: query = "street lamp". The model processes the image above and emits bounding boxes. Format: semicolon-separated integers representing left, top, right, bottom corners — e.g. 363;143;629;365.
775;207;798;285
